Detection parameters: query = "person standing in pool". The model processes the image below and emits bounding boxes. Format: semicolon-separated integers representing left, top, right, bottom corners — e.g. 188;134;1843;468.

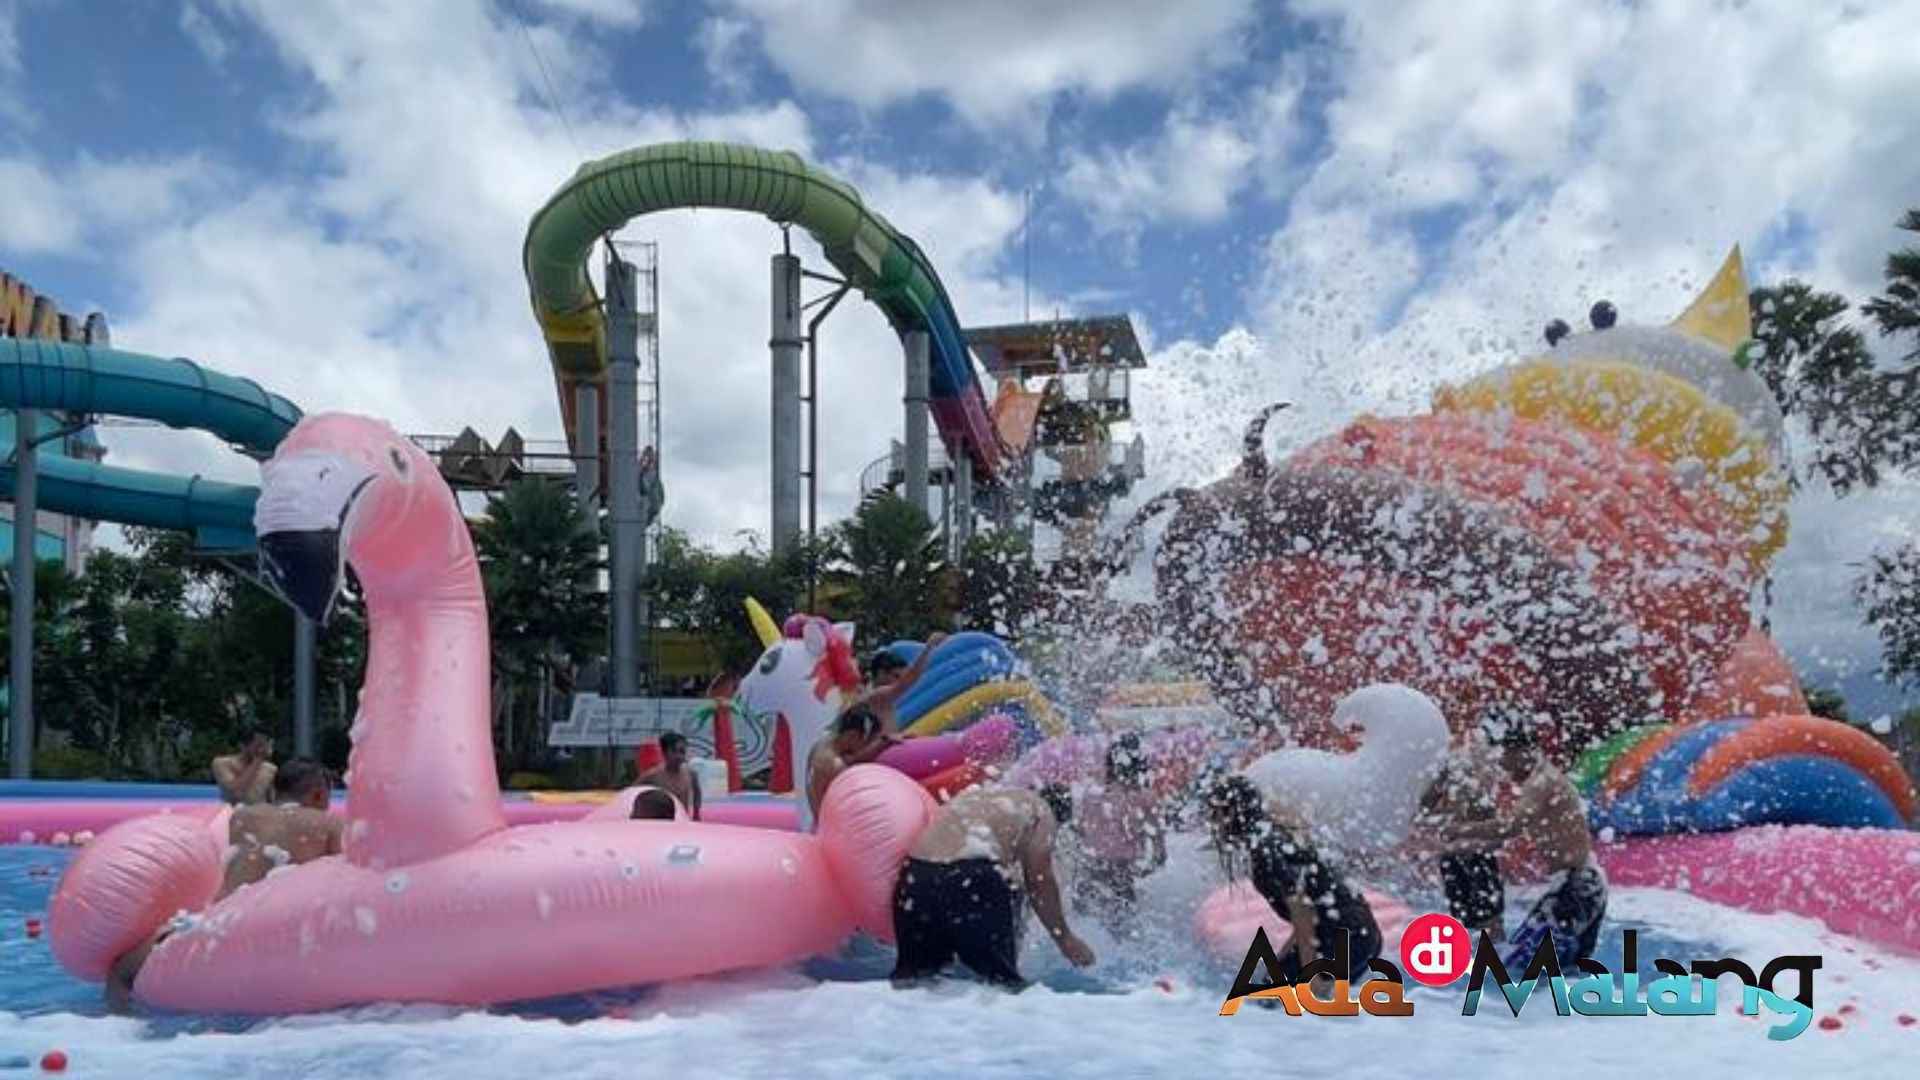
1412;710;1606;973
637;731;701;820
1409;727;1510;942
1205;774;1382;993
1070;733;1168;935
211;729;277;805
106;760;343;1012
890;784;1096;989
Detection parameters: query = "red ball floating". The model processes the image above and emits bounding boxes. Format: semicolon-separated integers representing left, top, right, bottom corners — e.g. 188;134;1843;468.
38;1051;66;1073
24;918;42;939
1818;1015;1844;1032
1897;1013;1916;1027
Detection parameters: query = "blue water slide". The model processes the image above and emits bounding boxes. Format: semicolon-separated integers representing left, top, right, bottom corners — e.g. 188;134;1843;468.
0;338;301;550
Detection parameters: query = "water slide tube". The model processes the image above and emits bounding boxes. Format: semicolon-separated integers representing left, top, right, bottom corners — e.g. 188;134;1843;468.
0;338;301;550
524;141;1008;484
48;414;933;1012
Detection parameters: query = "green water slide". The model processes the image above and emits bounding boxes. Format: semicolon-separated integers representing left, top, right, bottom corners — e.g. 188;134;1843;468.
1;338;302;552
524;141;1007;481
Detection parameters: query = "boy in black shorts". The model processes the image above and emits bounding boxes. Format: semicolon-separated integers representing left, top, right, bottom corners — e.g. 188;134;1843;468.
890;785;1095;989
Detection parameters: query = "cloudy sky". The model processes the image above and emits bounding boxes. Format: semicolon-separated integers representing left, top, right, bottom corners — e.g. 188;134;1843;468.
3;0;1916;714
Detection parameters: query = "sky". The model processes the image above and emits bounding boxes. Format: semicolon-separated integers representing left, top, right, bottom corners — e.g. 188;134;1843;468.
2;0;1917;715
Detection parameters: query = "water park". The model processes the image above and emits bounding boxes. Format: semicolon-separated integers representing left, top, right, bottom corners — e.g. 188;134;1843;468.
5;8;1920;1076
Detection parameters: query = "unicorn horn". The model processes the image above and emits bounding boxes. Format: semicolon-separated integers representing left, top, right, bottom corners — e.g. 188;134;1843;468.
744;597;781;649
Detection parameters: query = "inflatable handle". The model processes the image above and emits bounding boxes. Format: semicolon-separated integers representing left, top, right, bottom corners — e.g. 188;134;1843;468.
49;812;226;981
816;765;938;943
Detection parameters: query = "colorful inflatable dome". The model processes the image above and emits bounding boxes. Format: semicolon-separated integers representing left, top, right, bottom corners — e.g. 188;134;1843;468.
1129;247;1794;761
1578;714;1917;836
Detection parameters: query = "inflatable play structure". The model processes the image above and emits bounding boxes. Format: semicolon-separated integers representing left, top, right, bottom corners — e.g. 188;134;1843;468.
45;415;935;1013
1092;248;1918;958
727;601;1065;805
1112;249;1790;756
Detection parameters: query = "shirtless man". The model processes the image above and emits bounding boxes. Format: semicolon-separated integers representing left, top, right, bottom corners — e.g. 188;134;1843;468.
804;631;948;824
890;784;1096;989
805;706;898;825
106;760;342;1011
211;730;277;805
1411;729;1509;940
637;732;701;820
1412;711;1604;973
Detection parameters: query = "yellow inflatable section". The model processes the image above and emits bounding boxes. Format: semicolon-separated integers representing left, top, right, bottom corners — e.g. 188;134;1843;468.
902;681;1067;739
1434;357;1789;564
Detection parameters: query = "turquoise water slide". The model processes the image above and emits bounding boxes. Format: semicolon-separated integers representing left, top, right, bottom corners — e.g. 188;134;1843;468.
0;338;301;552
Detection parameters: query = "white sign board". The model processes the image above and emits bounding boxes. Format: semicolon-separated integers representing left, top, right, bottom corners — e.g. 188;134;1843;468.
550;694;777;776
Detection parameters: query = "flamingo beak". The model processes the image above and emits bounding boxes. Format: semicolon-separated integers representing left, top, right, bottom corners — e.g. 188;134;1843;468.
254;450;375;627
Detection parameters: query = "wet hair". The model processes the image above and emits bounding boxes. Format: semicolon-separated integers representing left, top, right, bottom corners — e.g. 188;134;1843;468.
1479;707;1539;752
1038;783;1073;826
274;759;331;802
868;650;907;679
837;705;881;739
1105;732;1147;785
659;731;687;755
1203;775;1269;879
631;789;678;820
245;729;271;746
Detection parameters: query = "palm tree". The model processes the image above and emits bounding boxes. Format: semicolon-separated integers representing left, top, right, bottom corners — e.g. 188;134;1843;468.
471;478;606;773
826;492;953;646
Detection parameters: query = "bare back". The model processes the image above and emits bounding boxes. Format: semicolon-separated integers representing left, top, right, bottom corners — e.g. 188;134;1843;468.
910;787;1052;873
218;804;343;901
1514;764;1591;872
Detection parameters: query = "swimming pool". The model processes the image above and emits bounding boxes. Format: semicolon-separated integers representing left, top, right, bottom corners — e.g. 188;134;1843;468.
5;839;1914;1077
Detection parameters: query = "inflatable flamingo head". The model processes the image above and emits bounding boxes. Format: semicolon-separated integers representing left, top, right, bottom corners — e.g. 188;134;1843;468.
254;413;455;625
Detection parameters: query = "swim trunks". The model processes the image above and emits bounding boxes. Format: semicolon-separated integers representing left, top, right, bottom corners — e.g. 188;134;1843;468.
890;857;1026;988
1501;858;1608;974
1250;826;1381;982
1439;851;1505;929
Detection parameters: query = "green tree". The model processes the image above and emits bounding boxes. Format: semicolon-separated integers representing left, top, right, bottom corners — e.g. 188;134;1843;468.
472;478;606;773
825;493;953;647
959;528;1043;639
1854;210;1920;689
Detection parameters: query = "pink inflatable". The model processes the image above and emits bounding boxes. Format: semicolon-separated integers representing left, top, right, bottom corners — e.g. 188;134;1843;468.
1195;882;1414;961
47;415;930;1013
1597;825;1920;955
1007;724;1212;797
6;793;799;842
875;714;1023;781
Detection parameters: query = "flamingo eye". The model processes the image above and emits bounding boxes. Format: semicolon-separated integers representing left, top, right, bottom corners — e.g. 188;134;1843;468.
389;447;409;475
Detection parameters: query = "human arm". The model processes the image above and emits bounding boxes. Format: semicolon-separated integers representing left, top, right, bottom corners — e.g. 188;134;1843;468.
870;632;949;712
841;733;902;765
691;769;703;821
1020;812;1095;967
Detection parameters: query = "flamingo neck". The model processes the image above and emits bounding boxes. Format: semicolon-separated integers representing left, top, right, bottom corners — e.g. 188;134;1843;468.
343;509;504;870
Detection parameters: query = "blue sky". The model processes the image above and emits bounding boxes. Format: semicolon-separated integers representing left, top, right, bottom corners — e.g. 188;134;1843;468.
3;0;1918;715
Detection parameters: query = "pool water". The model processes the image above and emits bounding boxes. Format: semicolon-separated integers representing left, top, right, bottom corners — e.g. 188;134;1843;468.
4;842;1915;1079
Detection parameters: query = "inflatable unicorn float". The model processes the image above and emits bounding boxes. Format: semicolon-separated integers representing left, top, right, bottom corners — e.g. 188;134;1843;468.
49;414;934;1013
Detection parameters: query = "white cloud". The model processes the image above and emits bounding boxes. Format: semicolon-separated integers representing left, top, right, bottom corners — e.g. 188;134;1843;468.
715;0;1255;130
0;154;222;257
179;1;232;66
530;0;646;28
695;15;753;96
1061;113;1255;234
